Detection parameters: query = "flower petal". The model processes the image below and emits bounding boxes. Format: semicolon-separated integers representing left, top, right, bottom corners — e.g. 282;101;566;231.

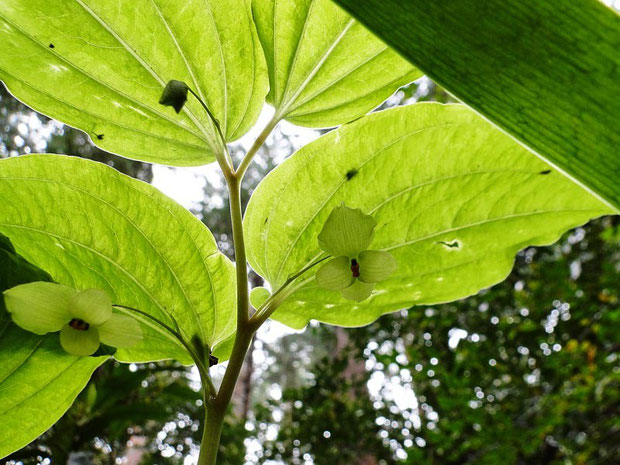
340;280;375;302
318;204;376;257
358;250;398;283
98;313;143;348
3;282;73;334
69;289;112;326
60;324;100;356
316;257;355;291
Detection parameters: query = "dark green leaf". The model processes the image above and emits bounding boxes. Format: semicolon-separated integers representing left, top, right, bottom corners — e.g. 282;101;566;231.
334;0;620;208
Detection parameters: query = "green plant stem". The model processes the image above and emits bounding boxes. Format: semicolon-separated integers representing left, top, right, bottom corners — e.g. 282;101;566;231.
196;171;256;464
250;256;329;327
236;116;280;181
227;175;249;326
252;278;311;329
210;171;254;408
196;326;254;465
197;401;226;465
197;112;281;465
215;325;255;409
187;87;234;174
113;304;216;398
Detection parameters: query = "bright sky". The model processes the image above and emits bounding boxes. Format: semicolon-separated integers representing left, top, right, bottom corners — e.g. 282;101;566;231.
151;105;320;210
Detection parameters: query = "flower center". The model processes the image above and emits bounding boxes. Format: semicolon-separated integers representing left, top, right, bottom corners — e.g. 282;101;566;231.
69;318;90;331
350;258;360;278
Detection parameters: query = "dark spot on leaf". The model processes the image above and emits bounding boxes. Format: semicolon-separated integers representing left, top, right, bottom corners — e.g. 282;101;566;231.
264;217;268;224
49;43;55;49
345;169;358;181
539;169;551;175
95;133;104;140
437;240;461;249
209;354;219;367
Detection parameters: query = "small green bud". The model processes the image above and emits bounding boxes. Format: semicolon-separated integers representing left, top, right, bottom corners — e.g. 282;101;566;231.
159;80;189;113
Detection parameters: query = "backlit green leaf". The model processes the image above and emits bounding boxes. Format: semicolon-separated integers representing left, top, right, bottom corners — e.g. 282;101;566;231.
252;0;420;127
0;155;236;362
244;104;614;329
0;233;52;314
334;0;620;209
0;0;268;166
0;235;108;459
0;329;107;458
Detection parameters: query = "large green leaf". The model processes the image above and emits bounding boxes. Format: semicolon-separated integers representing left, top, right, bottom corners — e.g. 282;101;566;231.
334;0;620;209
252;0;420;127
0;329;107;458
0;155;236;362
0;0;267;166
0;234;108;459
244;104;614;329
0;233;52;313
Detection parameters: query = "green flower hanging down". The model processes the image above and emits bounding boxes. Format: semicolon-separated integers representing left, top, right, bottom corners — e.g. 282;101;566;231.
315;205;397;302
3;282;142;356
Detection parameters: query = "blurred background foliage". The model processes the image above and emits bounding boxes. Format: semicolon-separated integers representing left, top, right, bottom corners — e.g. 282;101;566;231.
1;76;618;465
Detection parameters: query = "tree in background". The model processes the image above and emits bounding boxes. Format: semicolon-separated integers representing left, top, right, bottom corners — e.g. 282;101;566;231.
0;84;152;182
256;218;619;465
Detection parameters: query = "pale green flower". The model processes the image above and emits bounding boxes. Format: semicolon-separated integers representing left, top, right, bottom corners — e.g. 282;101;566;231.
3;282;142;356
316;205;397;302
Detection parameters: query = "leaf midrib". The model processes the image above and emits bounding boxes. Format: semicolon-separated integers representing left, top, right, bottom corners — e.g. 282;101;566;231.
0;68;207;152
276;0;355;119
0;12;206;142
288;43;390;113
0;337;46;385
0;358;82;417
73;0;216;144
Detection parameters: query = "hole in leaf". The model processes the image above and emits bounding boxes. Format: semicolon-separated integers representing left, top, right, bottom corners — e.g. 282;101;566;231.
95;133;104;140
49;43;55;49
437;240;461;250
345;169;358;181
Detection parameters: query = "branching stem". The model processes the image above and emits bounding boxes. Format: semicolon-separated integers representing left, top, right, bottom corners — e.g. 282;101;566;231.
192;94;282;465
236;116;280;180
113;304;217;398
250;256;329;328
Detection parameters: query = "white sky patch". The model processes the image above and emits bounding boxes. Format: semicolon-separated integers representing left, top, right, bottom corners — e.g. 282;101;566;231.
391;383;418;411
152;105;319;210
601;0;620;9
152;164;214;210
258;319;304;344
448;328;468;349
